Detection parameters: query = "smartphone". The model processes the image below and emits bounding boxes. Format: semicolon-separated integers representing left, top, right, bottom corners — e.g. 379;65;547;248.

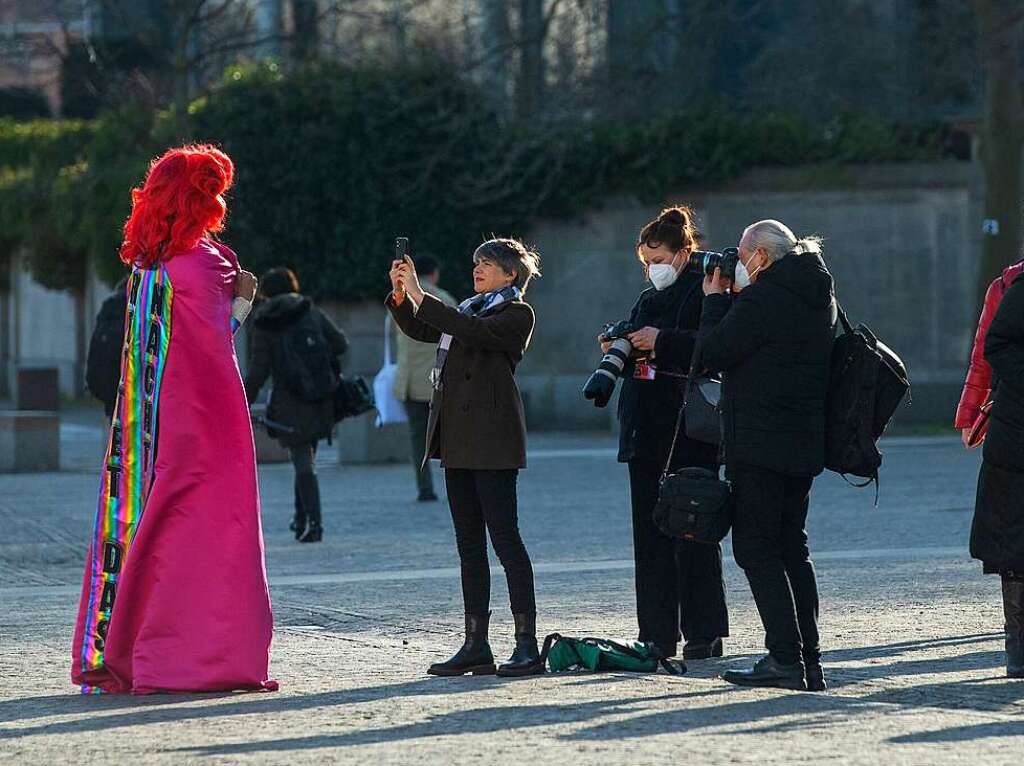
395;237;409;263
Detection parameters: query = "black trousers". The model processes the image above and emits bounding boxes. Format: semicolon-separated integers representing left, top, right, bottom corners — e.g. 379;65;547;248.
405;400;434;496
729;463;820;665
628;460;729;650
290;441;320;519
444;468;536;616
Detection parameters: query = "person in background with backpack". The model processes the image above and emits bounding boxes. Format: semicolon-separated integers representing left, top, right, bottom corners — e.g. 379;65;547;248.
392;255;457;502
956;259;1024;447
85;276;129;418
244;267;348;543
969;268;1024;679
695;219;836;692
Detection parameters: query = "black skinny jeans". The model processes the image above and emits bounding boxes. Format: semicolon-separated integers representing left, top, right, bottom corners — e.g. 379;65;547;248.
289;441;319;516
729;463;821;665
444;467;536;616
629;459;729;650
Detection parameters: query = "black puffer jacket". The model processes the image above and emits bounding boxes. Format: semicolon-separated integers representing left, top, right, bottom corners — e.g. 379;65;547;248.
244;293;348;447
617;270;718;470
972;273;1024;574
696;251;836;477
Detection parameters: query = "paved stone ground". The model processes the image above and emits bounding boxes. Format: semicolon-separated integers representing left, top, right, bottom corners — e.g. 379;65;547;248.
1;407;1022;765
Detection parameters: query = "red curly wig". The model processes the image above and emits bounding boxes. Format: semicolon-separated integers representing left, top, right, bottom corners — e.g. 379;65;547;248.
119;144;235;268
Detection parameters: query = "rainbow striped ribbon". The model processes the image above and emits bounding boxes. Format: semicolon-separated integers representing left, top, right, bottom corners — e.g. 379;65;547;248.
79;266;173;693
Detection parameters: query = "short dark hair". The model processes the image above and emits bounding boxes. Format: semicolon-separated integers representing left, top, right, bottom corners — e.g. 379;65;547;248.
414;255;439;277
472;238;542;292
261;267;299;297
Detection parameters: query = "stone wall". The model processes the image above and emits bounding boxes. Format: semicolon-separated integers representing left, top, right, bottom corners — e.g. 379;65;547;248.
1;162;983;442
517;162;979;429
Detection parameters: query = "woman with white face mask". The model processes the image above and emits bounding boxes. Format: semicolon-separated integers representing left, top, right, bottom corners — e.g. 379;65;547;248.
599;205;729;662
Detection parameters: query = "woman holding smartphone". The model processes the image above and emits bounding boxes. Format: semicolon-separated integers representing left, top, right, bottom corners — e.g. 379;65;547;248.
388;239;544;677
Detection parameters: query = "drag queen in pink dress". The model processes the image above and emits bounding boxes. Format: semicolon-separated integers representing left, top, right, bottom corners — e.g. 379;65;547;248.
71;145;277;694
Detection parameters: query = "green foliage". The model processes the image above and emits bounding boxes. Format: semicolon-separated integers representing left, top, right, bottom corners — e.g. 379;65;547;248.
0;119;95;292
0;61;959;299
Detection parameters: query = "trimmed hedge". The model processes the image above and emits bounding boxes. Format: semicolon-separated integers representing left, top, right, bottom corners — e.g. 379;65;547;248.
0;61;961;299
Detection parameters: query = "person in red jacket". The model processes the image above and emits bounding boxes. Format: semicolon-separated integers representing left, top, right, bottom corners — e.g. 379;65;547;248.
956;260;1024;447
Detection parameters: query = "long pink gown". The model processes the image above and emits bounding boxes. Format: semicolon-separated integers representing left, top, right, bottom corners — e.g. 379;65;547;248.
72;238;277;694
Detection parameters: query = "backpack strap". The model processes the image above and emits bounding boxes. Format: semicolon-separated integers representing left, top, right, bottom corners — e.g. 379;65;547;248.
539;632;561;663
660;658;684;675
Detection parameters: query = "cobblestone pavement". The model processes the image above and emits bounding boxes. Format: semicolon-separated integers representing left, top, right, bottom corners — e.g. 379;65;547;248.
1;408;1021;764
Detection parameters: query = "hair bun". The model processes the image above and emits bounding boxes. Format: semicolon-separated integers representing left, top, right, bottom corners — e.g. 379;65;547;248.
659;208;685;225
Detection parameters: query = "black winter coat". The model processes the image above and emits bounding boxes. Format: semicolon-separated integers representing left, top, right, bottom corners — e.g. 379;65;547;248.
244;293;348;447
617;270;718;470
86;287;129;418
972;273;1024;574
696;251;836;477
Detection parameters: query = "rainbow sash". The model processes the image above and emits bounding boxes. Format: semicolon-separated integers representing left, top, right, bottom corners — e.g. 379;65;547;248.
78;266;173;692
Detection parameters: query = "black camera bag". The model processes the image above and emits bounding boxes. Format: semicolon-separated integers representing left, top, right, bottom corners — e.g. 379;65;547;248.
653;409;732;544
824;303;910;491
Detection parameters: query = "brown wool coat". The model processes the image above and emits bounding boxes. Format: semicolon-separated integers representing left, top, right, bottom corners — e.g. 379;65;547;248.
387;291;535;470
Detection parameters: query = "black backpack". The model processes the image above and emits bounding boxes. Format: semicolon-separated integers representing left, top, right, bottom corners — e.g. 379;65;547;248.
86;290;128;415
824;304;910;493
279;311;339;402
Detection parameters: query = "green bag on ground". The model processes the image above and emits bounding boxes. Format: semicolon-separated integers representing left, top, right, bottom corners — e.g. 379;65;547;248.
541;633;684;675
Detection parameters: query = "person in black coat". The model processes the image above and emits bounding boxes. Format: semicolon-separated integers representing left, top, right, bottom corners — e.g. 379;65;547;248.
605;206;728;661
389;238;544;678
695;219;836;692
244;268;349;543
85;277;129;418
971;271;1024;678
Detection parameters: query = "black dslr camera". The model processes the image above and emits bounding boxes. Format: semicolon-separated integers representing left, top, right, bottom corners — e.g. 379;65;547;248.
582;320;638;408
688;247;740;280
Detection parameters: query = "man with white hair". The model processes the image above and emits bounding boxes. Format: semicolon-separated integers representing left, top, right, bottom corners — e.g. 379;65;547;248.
695;219;837;692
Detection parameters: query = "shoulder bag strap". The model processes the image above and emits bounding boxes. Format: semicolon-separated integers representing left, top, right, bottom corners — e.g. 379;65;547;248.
835;300;853;336
662;404;686;480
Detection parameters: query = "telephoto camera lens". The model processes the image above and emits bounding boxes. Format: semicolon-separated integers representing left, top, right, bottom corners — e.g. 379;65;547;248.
688;247;740;281
583;337;633;408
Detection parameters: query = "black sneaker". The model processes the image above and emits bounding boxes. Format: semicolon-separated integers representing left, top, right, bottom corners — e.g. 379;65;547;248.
683;637;724;660
417;491;439;502
805;662;827;691
722;655;806;691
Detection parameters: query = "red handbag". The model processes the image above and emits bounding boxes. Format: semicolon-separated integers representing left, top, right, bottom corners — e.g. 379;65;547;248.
967;400;994;448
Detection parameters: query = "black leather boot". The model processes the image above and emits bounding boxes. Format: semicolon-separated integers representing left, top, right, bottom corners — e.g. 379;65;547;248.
683;637;724;660
297;473;322;543
1003;577;1024;678
497;613;545;677
722;655;807;691
428;613;496;676
290;476;306;540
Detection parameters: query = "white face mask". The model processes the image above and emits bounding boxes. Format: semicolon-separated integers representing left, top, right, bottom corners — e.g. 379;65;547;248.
734;253;764;291
648;262;681;290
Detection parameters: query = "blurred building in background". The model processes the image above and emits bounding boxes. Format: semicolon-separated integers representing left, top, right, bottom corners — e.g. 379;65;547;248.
0;1;984;122
0;1;1009;436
